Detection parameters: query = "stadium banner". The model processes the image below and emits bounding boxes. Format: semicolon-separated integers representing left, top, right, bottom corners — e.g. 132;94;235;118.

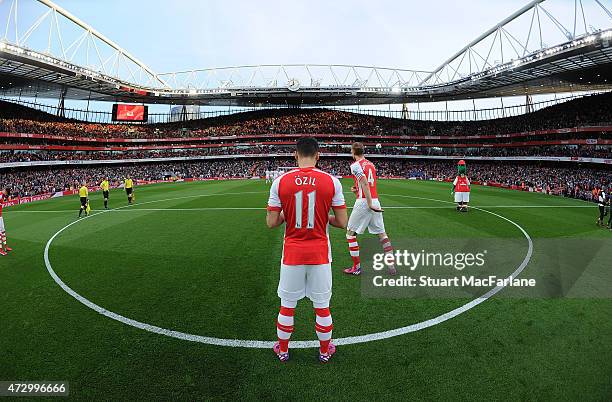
2;154;612;170
358;238;612;299
2;138;612;152
1;139;612;151
1;199;19;207
0;192;60;206
0;177;248;208
119;86;149;96
1;125;611;144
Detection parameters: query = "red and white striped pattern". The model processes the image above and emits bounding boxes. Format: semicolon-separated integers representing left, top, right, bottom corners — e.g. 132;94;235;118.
380;236;393;253
346;234;360;268
276;306;294;353
315;307;333;354
379;237;394;267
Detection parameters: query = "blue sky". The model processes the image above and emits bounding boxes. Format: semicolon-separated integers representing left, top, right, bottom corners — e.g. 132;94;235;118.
44;0;525;73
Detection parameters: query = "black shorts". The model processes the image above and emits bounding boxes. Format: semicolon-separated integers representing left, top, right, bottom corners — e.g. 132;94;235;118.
126;188;133;195
103;191;109;199
80;197;88;207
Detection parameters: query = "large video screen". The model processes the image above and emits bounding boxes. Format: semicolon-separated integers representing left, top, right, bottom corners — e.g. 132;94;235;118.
112;104;148;122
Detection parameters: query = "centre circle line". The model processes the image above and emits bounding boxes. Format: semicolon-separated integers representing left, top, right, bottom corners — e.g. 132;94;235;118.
43;189;533;349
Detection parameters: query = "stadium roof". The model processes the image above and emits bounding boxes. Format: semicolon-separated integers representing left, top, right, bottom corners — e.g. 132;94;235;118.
0;0;611;106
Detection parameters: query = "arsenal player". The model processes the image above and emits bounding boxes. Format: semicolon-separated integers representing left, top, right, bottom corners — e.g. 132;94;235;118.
266;137;348;363
452;160;471;212
344;142;396;276
596;188;606;226
0;188;12;256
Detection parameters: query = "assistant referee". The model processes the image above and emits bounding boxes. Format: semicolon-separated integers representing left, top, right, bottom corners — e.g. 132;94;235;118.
78;182;89;218
124;176;134;205
101;177;110;209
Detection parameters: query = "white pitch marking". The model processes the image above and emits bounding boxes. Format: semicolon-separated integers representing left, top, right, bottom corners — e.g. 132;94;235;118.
461;205;592;208
105;205;593;211
6;190;269;214
11;205;593;213
8;210;75;213
113;207;264;211
43;190;533;349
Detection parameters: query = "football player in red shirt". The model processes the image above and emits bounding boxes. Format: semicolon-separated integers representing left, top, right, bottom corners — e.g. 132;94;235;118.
0;188;12;256
267;137;348;363
344;142;396;276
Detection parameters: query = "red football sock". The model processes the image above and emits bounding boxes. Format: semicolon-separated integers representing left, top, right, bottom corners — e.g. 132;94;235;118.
380;236;394;268
346;234;360;268
315;307;333;354
276;306;294;353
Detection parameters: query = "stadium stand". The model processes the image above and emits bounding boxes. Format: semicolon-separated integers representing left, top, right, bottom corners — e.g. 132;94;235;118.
1;92;612;139
3;159;611;202
1;93;611;201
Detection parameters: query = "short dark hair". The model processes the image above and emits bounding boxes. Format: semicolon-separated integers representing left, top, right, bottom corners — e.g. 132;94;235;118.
296;137;319;157
352;142;365;156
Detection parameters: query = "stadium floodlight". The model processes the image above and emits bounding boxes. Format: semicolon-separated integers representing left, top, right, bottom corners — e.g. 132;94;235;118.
0;42;5;50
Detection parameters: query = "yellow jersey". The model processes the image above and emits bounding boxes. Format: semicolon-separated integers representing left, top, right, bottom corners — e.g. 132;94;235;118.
100;180;110;191
124;179;134;189
79;186;88;198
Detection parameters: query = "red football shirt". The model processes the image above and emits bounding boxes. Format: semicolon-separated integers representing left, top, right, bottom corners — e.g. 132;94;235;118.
267;167;346;265
453;176;471;192
350;158;378;199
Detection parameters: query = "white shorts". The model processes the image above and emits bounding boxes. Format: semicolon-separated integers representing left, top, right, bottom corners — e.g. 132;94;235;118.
347;199;386;235
454;192;470;203
0;217;4;232
277;263;332;308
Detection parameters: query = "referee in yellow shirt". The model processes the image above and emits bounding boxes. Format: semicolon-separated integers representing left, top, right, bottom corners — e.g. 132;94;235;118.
124;176;134;205
78;181;89;218
100;177;110;209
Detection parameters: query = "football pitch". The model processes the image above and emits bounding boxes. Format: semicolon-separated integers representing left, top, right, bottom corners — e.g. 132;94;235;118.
1;179;611;400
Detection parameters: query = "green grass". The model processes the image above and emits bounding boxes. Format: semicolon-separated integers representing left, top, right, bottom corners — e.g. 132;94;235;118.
1;179;611;401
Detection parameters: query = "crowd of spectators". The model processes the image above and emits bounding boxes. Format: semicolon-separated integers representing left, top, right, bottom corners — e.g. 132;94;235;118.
2;160;257;197
1;92;611;140
2;93;611;202
1;143;609;164
3;159;611;202
381;160;612;201
409;146;611;158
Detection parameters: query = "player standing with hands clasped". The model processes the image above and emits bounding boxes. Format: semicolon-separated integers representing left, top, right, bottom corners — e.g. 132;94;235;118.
344;142;396;276
596;188;606;227
0;188;12;256
607;191;612;231
266;137;348;363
